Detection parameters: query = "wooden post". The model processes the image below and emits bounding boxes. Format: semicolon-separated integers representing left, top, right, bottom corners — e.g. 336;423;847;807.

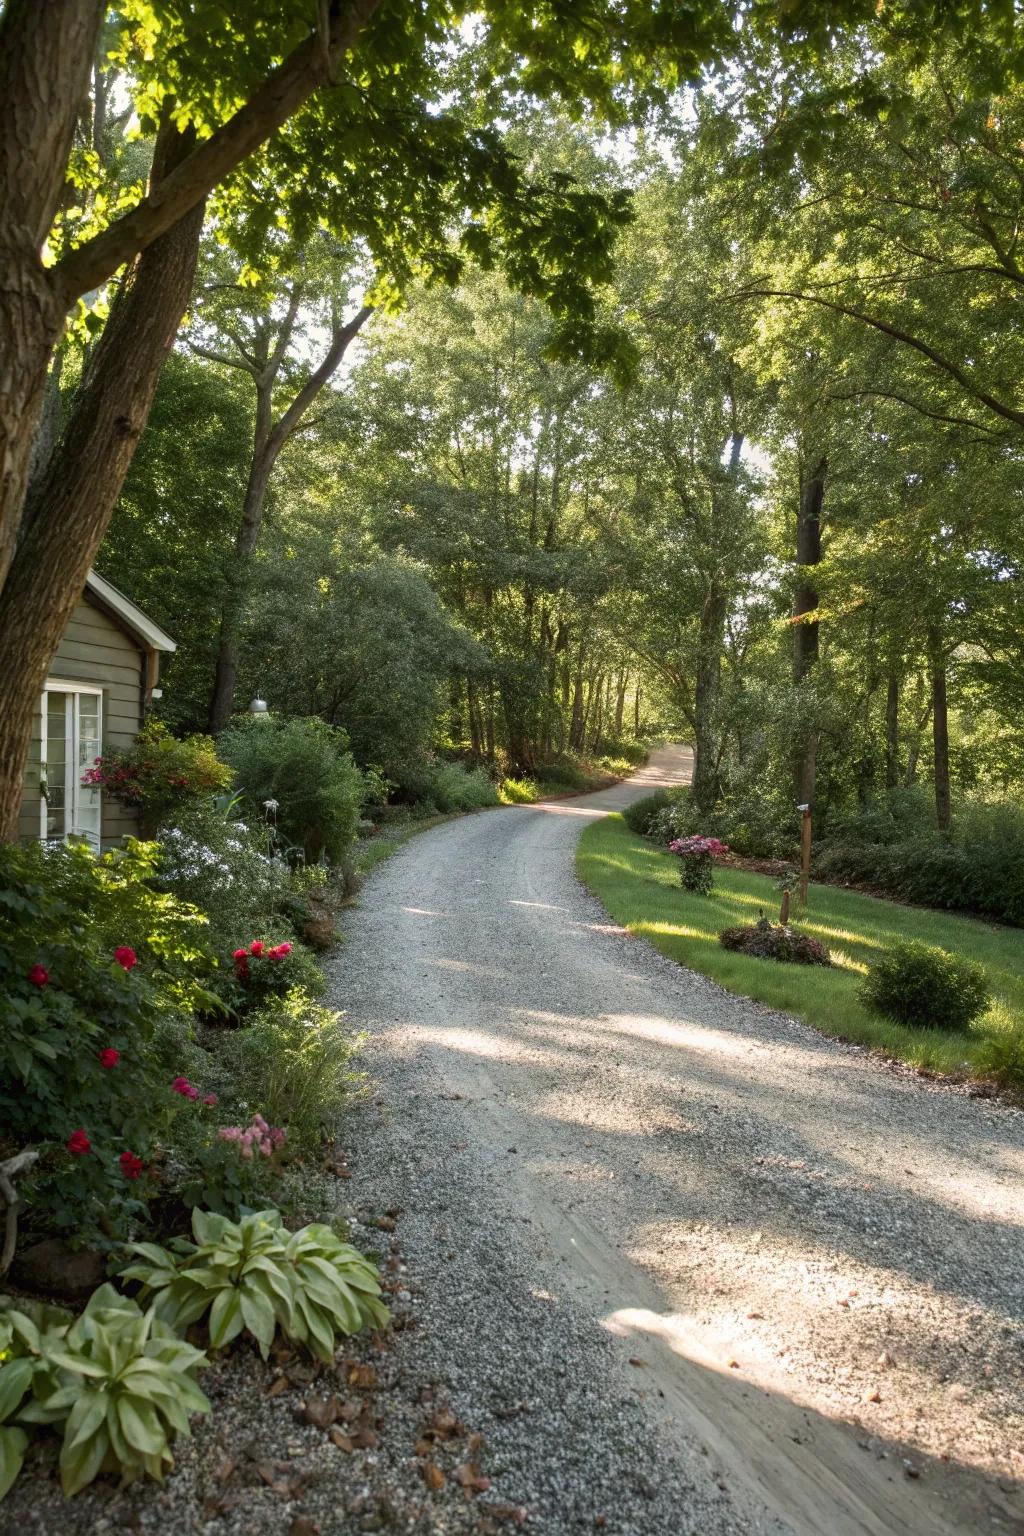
797;803;812;908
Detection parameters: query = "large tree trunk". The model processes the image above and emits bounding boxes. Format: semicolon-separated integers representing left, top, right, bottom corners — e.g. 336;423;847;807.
792;455;826;806
0;0;104;591
929;628;952;831
0;121;206;839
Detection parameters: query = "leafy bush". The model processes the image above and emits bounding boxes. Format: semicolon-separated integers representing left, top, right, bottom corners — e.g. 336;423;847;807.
419;760;499;812
860;940;991;1031
498;776;538;804
668;834;728;895
162;1102;286;1217
0;1283;209;1499
122;1207;387;1362
224;935;324;1016
154;799;290;957
0;841;214;1246
215;988;365;1156
719;916;832;966
83;719;233;833
218;715;364;864
622;790;671;836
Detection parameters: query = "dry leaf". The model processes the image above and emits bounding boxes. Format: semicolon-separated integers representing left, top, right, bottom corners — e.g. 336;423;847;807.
422;1462;446;1491
430;1408;463;1439
454;1463;491;1494
480;1504;528;1526
351;1426;379;1449
303;1395;339;1429
864;1388;882;1404
214;1457;235;1483
627;1356;646;1368
347;1363;377;1390
289;1519;321;1536
265;1375;291;1399
415;1438;433;1456
329;1428;354;1453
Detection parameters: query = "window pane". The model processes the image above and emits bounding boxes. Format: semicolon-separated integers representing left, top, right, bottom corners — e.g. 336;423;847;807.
45;692;68;837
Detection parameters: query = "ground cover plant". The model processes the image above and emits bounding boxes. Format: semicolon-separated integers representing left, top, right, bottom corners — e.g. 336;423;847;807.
577;816;1024;1090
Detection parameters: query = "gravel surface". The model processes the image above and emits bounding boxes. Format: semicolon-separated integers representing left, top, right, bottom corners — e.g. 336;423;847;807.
7;746;1023;1536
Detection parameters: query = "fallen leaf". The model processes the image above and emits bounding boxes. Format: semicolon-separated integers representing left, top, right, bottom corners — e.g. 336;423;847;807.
430;1408;463;1439
328;1428;354;1453
467;1431;484;1456
303;1395;339;1429
628;1357;646;1368
454;1463;491;1493
255;1460;292;1496
351;1426;378;1449
347;1363;377;1390
214;1457;235;1483
422;1462;445;1491
289;1519;320;1536
338;1398;363;1422
265;1375;291;1398
480;1503;528;1526
864;1389;882;1404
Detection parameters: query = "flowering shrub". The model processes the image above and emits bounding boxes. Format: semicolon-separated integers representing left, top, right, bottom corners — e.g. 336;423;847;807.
218;1112;287;1159
83;720;233;832
225;934;323;1015
668;834;729;896
0;841;212;1248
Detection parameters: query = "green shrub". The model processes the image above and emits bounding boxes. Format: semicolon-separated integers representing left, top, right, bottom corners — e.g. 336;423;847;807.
0;1283;209;1500
973;1019;1024;1093
122;1207;387;1362
420;760;499;812
215;988;364;1156
499;776;538;804
219;715;364;864
622;789;671;835
164;1106;287;1217
83;719;233;833
223;935;324;1017
860;940;991;1032
0;841;214;1247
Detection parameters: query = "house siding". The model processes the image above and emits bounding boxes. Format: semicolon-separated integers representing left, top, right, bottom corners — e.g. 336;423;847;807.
18;592;146;847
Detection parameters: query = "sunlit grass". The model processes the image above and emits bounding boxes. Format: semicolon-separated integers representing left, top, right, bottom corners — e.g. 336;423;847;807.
577;816;1024;1084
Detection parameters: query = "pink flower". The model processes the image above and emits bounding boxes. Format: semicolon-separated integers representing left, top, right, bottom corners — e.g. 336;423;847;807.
252;1112;269;1134
98;1048;120;1069
268;942;292;961
203;1092;218;1107
114;946;138;971
239;1130;255;1160
249;941;265;957
119;1150;144;1180
270;1127;286;1149
171;1076;198;1099
218;1126;243;1142
27;964;49;987
66;1128;91;1156
232;948;249;962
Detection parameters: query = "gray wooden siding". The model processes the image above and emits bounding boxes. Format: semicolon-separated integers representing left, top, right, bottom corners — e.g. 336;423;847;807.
18;593;145;846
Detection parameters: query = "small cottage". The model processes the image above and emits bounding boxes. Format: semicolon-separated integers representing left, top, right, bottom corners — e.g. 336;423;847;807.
18;571;175;850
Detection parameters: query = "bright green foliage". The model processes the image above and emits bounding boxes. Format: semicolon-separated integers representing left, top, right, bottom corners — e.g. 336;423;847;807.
122;1208;388;1363
0;840;214;1244
218;716;364;864
87;721;233;833
418;762;500;813
217;988;365;1156
861;941;991;1033
0;1285;209;1500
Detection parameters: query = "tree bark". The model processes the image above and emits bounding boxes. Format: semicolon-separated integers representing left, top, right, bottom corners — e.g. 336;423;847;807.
0;0;104;592
792;454;826;807
614;669;626;737
691;581;728;813
0;120;206;839
884;657;901;791
929;627;952;831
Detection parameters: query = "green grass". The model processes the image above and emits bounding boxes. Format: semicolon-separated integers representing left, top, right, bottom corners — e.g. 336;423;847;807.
577;815;1024;1088
354;810;477;875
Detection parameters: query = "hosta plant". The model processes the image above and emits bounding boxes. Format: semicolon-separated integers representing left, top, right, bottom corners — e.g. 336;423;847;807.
122;1207;388;1363
0;1285;209;1499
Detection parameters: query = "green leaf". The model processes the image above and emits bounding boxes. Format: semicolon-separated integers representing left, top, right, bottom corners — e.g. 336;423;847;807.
63;1388;109;1451
239;1284;276;1355
207;1288;244;1350
116;1394;166;1456
0;1425;28;1501
0;1360;33;1424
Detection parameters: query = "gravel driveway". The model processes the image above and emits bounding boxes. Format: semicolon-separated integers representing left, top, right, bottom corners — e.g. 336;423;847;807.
334;744;1024;1536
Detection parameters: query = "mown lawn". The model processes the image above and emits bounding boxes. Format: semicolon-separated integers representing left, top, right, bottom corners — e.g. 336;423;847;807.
577;815;1024;1085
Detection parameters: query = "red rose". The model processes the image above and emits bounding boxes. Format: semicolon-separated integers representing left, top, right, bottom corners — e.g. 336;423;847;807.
28;963;49;987
114;946;137;971
66;1129;91;1156
119;1150;144;1181
249;941;265;957
232;948;249;961
98;1048;120;1069
269;942;292;960
171;1076;198;1099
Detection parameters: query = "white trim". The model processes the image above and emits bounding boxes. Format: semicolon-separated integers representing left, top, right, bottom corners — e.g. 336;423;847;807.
40;680;103;849
85;569;176;652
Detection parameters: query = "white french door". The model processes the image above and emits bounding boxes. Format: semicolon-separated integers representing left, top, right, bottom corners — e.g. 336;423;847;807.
40;682;103;850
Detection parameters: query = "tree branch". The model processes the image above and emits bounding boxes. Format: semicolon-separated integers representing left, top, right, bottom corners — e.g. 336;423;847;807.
270;303;373;451
732;286;1024;430
53;0;383;305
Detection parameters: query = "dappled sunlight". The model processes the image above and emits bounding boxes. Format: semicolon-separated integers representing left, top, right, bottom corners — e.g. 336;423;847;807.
509;899;570;912
429;955;509;979
401;906;447;917
413;1022;562;1065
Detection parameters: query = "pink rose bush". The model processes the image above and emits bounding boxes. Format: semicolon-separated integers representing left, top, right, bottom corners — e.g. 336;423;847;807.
668;834;729;895
218;1113;287;1161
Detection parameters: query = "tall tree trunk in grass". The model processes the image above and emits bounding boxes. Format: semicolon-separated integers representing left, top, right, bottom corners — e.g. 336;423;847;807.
929;626;952;831
792;454;826;808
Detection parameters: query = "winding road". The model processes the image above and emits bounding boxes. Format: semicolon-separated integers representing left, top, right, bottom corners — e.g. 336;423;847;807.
338;745;1024;1535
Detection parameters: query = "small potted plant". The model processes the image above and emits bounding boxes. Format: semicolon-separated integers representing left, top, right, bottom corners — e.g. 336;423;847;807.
668;834;729;895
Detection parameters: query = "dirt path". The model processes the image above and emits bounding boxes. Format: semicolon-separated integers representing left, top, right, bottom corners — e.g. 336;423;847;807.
336;745;1024;1535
